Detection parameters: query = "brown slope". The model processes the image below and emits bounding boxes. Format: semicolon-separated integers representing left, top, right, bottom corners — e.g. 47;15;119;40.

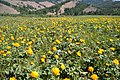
4;0;45;10
83;5;97;13
0;3;20;14
4;0;55;10
39;1;55;8
58;0;77;15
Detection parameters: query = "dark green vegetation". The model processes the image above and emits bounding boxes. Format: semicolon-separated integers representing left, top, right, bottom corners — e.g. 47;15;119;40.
31;0;71;15
88;0;120;15
64;2;89;15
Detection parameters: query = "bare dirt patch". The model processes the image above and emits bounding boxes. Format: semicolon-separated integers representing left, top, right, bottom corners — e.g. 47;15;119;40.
0;3;20;14
58;0;77;15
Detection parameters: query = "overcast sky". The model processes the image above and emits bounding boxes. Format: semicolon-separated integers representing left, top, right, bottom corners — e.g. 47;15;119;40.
113;0;120;1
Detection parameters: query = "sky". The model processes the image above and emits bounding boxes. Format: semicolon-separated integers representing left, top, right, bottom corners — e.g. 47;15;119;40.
113;0;120;1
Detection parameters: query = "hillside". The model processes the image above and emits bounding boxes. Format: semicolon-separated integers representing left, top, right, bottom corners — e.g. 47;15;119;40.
30;0;90;15
0;0;55;14
0;0;120;15
0;3;20;14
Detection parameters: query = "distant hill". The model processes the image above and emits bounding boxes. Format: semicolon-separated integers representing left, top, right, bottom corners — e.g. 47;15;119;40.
0;0;120;15
0;3;20;14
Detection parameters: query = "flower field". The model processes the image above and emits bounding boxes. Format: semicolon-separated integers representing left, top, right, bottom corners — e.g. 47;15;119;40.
0;16;120;80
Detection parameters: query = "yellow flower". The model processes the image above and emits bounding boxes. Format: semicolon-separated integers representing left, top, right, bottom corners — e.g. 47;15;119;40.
21;41;25;44
3;53;6;56
52;67;60;76
113;59;119;65
98;48;104;54
1;36;4;40
27;47;33;55
67;50;72;54
11;36;14;40
42;55;46;58
88;66;94;72
90;74;98;80
26;41;32;45
76;42;80;45
80;39;85;43
12;43;20;47
54;55;59;59
109;39;113;42
30;62;34;65
48;50;53;54
52;47;57;51
76;51;81;57
63;78;70;80
6;51;11;54
30;71;39;78
61;63;66;70
5;42;8;44
96;41;100;44
40;58;45;62
9;77;16;80
106;63;110;66
110;47;115;51
0;50;4;54
69;38;72;42
105;74;109;77
56;39;61;44
6;46;11;49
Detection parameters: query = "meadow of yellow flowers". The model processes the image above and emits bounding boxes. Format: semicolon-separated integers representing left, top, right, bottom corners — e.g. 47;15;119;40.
0;16;120;80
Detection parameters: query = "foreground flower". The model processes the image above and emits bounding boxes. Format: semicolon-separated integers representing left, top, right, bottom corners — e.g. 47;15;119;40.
0;50;4;54
90;74;98;80
54;55;59;59
9;77;16;80
30;62;34;65
61;63;66;70
52;67;60;76
27;47;33;55
52;47;57;51
11;36;14;40
109;39;113;42
110;47;115;51
106;63;110;66
26;41;32;45
88;66;94;72
6;46;11;49
40;57;45;62
105;74;109;77
67;50;72;54
30;71;39;78
113;59;119;65
6;51;11;54
80;39;85;43
3;53;6;56
42;55;46;58
12;42;20;47
76;51;81;57
56;39;61;44
63;78;70;80
48;50;53;54
98;48;104;54
96;41;100;44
